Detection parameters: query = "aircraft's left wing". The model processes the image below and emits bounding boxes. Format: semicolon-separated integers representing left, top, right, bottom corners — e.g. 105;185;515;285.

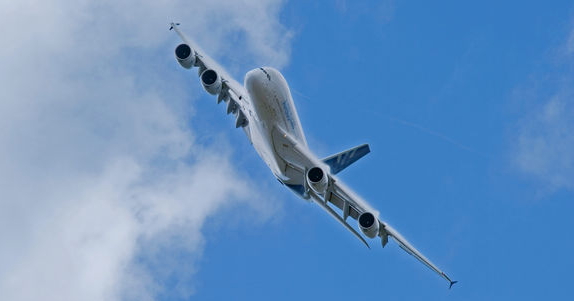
271;126;457;288
324;181;457;288
170;22;252;131
322;180;456;287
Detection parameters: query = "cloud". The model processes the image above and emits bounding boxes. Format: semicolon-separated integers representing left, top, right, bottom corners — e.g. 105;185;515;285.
512;22;574;194
566;23;574;55
0;0;289;300
514;91;574;192
334;0;395;24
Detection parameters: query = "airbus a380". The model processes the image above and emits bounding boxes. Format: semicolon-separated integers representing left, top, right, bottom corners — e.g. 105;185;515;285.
170;23;456;288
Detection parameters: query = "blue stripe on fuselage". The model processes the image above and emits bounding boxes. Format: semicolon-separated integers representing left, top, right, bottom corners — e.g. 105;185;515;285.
282;100;296;131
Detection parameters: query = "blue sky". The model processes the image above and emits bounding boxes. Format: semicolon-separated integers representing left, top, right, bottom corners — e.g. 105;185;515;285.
190;1;574;300
1;1;573;300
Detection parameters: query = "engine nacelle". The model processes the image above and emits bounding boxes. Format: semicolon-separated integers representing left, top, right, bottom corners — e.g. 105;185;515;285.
200;69;222;95
175;43;196;69
358;212;379;238
306;167;328;195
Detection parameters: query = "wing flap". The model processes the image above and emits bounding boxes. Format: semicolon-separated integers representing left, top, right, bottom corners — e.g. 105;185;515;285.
327;190;361;220
309;191;369;248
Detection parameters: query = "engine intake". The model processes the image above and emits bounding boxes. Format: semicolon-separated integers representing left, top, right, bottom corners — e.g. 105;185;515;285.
200;69;222;95
307;167;328;195
358;212;379;238
175;44;195;69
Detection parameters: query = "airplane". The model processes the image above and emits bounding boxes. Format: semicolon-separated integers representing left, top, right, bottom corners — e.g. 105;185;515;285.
170;22;457;288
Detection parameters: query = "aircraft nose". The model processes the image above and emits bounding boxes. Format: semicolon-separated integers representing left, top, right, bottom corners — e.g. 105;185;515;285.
244;69;259;91
244;68;267;94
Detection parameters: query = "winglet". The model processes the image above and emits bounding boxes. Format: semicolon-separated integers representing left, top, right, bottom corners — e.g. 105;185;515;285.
169;22;180;31
442;272;458;289
449;280;458;289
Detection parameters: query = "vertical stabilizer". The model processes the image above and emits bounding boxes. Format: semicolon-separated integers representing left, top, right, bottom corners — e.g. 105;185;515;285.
322;144;370;175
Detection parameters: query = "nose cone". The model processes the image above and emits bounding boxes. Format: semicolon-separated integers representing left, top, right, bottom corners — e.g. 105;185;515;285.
244;68;269;95
244;68;260;93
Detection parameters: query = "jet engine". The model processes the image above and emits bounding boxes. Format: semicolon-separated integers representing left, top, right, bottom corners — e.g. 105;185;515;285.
174;43;195;69
200;69;222;95
306;167;328;195
358;212;379;238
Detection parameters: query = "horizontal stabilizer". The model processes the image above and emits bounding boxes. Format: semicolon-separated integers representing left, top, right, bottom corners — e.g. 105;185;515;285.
322;144;370;175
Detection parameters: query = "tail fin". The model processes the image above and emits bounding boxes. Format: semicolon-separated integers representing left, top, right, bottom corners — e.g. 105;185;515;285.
322;144;370;175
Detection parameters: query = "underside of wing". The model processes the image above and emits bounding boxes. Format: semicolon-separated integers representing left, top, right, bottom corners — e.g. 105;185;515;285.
381;223;457;288
170;23;253;136
326;181;457;287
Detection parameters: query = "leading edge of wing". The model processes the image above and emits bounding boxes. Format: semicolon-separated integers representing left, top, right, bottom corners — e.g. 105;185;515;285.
382;222;457;288
170;22;243;92
170;22;253;135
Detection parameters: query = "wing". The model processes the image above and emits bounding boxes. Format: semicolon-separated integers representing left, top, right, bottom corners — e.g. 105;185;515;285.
271;126;457;287
323;180;457;288
170;22;253;134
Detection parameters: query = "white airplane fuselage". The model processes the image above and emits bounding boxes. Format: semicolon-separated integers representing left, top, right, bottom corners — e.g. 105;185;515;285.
244;67;309;186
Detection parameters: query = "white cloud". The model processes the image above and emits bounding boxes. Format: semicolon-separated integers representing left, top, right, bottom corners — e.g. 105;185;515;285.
514;91;574;192
567;25;574;55
511;20;574;194
0;0;289;300
334;0;395;24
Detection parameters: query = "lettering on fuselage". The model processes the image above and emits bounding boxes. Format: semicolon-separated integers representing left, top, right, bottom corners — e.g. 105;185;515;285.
281;100;296;131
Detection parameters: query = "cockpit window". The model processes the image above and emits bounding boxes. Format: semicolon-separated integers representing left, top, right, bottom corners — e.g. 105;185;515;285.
259;67;271;81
